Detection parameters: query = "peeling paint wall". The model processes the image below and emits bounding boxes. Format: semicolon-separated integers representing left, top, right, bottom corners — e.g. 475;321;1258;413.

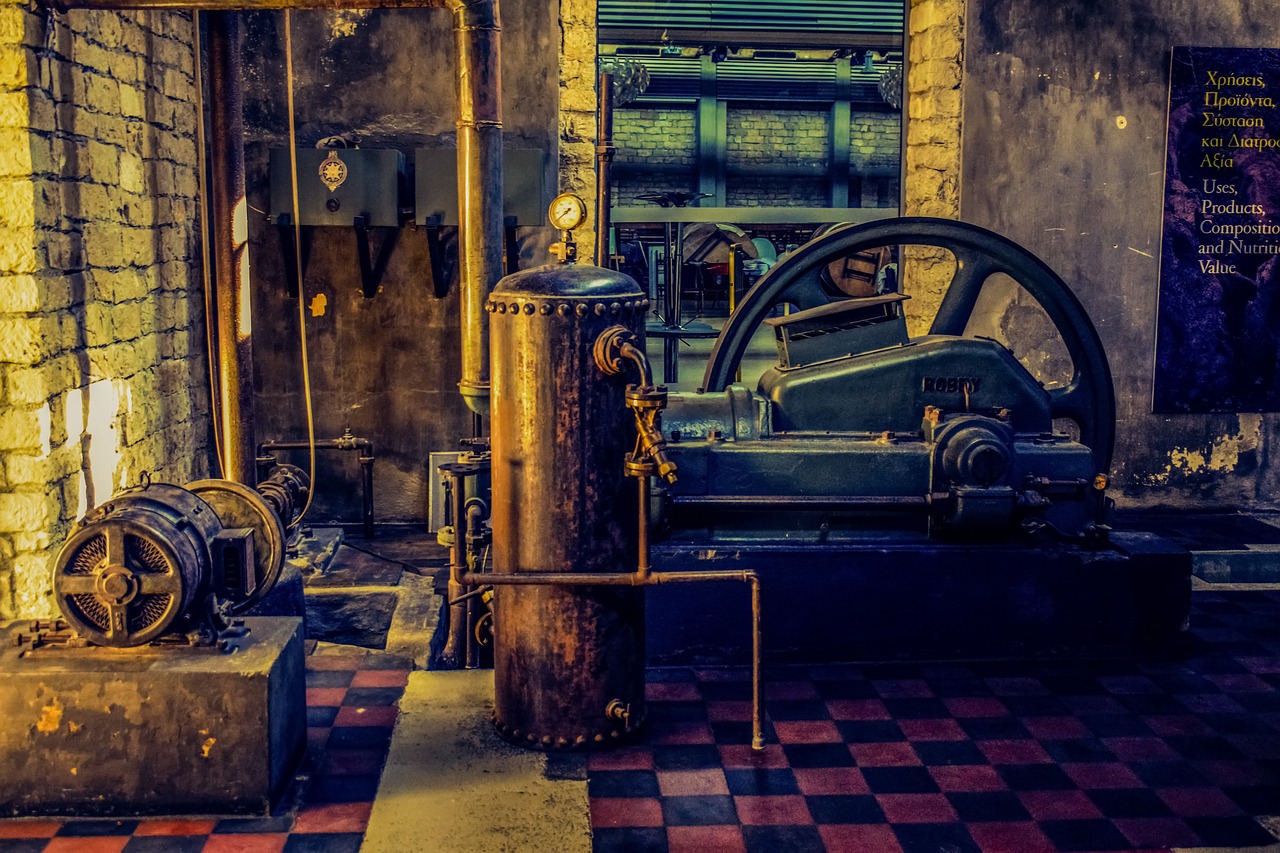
961;1;1280;509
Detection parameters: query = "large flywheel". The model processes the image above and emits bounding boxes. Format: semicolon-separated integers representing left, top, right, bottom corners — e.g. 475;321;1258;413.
701;217;1116;472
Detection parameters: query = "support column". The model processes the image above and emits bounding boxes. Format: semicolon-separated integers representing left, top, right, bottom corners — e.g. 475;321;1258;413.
696;56;725;206
830;57;851;208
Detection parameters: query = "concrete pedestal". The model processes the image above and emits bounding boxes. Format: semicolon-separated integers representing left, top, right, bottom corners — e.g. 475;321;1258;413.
0;617;305;817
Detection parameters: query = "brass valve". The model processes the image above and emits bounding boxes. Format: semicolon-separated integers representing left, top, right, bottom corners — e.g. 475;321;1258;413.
594;325;678;484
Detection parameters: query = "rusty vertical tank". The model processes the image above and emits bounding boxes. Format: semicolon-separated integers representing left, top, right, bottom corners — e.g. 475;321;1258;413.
487;217;650;750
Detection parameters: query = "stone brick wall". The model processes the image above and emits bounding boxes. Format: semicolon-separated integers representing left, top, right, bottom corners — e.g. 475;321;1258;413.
559;0;597;249
728;107;830;170
613;107;696;205
727;108;825;207
902;0;964;334
852;110;901;207
0;5;208;619
851;110;899;172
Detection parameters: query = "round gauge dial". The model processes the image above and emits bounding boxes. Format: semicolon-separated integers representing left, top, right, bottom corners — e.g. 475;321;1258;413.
549;193;588;230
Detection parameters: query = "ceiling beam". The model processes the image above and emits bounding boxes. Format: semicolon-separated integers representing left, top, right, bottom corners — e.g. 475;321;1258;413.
599;27;903;52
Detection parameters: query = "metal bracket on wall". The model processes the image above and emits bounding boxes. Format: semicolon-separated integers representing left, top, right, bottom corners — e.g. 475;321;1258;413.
419;214;451;298
414;214;516;296
504;215;520;276
353;215;401;299
275;213;311;300
274;214;401;300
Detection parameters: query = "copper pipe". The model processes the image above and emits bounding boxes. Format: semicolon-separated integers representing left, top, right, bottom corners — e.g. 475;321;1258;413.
750;573;762;749
464;500;485;669
636;475;650;580
453;0;503;416
207;11;255;485
671;495;932;511
595;71;615;266
439;461;470;668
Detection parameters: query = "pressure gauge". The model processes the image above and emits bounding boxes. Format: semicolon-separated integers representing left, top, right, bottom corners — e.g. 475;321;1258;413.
549;193;588;231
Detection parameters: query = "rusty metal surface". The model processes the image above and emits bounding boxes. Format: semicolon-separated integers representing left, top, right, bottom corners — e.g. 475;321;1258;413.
0;617;305;817
208;12;257;485
454;0;504;415
487;265;648;749
53;484;222;647
595;71;615;266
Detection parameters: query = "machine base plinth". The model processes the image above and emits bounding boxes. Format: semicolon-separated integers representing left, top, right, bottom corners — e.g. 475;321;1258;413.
0;617;306;817
648;532;1191;665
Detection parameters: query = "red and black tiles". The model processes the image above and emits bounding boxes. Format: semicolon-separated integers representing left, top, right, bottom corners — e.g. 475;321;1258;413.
0;651;410;853
589;590;1280;853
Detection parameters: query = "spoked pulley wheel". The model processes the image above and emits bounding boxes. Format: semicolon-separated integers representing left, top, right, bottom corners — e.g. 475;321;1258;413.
701;217;1115;472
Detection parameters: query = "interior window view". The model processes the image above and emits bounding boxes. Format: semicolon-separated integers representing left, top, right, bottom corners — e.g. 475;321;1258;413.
598;0;904;386
2;2;1280;853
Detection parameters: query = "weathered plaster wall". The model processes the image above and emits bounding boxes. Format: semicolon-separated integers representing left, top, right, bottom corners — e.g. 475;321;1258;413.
0;6;207;619
240;0;563;524
961;1;1280;507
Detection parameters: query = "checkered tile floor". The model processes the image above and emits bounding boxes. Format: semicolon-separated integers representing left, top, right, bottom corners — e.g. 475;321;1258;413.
0;647;410;853
6;590;1280;852
589;590;1280;853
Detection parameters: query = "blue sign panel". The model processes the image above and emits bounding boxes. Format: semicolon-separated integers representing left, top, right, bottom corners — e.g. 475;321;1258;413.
1155;46;1280;412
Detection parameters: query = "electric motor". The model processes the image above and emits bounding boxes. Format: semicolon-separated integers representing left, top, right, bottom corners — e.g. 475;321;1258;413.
52;465;310;647
55;484;222;647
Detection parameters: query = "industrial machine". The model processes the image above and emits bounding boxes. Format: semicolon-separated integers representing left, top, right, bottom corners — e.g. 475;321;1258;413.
437;211;1189;748
658;217;1115;542
438;194;764;751
1;461;312;817
644;217;1188;663
52;462;309;647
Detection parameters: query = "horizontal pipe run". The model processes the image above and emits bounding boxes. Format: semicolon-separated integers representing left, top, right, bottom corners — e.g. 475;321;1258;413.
671;495;930;511
259;438;373;453
458;564;764;750
456;568;753;587
258;437;376;537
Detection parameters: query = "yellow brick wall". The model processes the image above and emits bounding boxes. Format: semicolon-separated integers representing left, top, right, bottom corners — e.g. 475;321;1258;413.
559;0;597;253
902;0;964;334
0;6;209;619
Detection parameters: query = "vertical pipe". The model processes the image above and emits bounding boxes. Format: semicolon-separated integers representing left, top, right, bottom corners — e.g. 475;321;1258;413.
206;11;255;485
751;575;763;750
442;467;469;667
595;71;615;267
359;454;375;538
636;474;649;580
453;0;504;416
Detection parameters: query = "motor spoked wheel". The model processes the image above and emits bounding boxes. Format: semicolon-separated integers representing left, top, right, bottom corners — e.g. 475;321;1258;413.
187;479;287;614
700;217;1115;473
